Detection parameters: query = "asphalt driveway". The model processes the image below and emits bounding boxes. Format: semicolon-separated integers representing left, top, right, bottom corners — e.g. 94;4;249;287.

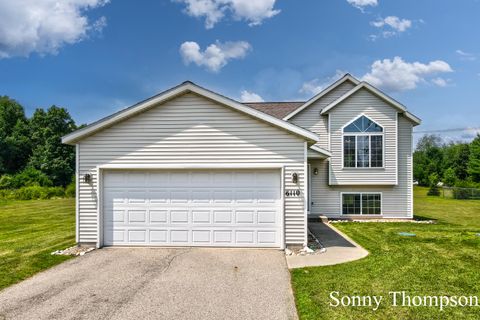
0;248;297;320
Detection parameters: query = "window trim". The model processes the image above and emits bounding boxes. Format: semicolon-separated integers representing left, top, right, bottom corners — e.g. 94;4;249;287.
341;114;385;169
340;192;383;216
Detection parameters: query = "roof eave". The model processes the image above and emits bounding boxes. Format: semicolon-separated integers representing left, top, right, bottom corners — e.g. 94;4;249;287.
309;145;332;158
62;82;320;145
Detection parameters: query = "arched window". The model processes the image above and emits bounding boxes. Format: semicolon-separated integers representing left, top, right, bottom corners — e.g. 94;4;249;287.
343;115;383;168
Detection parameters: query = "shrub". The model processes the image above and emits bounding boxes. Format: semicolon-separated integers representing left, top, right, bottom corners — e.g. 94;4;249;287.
0;168;52;189
443;167;456;187
0;175;13;189
45;187;65;199
13;186;45;200
427;173;440;196
65;181;75;198
8;186;65;200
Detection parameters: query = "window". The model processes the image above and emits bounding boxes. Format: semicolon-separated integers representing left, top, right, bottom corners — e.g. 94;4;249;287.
342;193;381;215
343;115;383;168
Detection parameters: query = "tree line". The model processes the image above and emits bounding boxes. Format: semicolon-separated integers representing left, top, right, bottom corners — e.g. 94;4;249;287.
413;134;480;189
0;96;78;189
2;93;480;193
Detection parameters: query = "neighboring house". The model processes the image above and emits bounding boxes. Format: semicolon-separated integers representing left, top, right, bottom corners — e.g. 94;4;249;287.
62;74;421;249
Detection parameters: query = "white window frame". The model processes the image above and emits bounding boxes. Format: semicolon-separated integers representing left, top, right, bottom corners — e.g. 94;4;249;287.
341;114;384;169
340;192;383;215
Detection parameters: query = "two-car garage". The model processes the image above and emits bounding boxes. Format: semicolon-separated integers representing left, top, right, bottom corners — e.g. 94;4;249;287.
102;169;283;248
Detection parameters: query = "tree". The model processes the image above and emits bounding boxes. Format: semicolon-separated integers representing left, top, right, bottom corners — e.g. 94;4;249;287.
28;106;77;186
443;167;456;187
468;134;480;182
0;96;31;174
450;143;470;181
413;134;444;186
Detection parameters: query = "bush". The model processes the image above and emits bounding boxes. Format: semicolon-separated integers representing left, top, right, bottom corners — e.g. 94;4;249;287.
0;175;14;189
0;168;52;189
65;181;75;198
427;173;441;196
13;186;45;200
0;186;65;200
443;167;456;187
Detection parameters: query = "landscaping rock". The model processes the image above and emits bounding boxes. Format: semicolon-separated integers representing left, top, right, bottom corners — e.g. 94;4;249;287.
286;229;326;256
330;219;436;224
51;246;95;256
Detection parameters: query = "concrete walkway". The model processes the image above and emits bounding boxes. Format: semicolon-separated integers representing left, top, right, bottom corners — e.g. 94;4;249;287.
286;222;369;269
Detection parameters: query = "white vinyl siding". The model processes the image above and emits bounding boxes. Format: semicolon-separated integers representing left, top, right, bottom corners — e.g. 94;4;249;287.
288;80;356;150
328;88;397;185
77;93;307;246
308;114;413;218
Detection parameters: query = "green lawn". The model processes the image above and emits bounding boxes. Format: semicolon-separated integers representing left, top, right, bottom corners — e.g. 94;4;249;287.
291;187;480;320
0;198;75;290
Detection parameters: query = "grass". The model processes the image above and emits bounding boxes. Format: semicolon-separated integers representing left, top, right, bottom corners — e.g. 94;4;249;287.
0;198;75;290
291;187;480;320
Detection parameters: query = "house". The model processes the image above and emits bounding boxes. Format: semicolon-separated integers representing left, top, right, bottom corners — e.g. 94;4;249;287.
62;74;421;249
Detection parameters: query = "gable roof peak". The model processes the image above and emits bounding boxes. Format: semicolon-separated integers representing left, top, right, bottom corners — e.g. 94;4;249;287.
283;73;360;120
320;81;421;125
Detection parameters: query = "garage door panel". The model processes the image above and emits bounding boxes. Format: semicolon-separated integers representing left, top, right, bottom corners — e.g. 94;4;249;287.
258;231;276;244
128;230;147;243
192;230;210;243
236;210;254;223
103;170;282;247
128;210;147;223
213;230;232;244
150;230;167;243
170;230;189;243
192;210;210;223
236;231;254;243
213;210;232;223
150;210;168;223
258;210;277;224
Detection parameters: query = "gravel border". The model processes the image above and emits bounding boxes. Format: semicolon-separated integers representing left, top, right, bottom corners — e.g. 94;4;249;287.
51;246;95;256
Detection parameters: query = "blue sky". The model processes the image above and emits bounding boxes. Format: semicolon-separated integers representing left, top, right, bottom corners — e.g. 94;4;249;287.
0;0;479;142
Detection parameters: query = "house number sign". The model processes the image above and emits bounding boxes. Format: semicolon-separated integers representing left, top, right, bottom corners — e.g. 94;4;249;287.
285;189;301;197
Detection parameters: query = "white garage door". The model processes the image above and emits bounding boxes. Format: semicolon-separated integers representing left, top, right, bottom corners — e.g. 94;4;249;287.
102;169;282;247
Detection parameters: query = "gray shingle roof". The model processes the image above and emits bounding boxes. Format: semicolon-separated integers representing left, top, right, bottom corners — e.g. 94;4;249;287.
243;101;305;119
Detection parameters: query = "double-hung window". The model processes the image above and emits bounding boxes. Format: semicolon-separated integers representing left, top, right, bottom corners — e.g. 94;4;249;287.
342;193;382;215
343;115;383;168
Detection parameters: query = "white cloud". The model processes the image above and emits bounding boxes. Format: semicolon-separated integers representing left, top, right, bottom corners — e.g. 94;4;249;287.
362;56;453;91
372;16;412;32
175;0;280;29
431;77;448;87
300;70;346;96
240;90;264;102
179;40;251;72
370;16;412;39
347;0;378;10
0;0;109;58
456;49;476;61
